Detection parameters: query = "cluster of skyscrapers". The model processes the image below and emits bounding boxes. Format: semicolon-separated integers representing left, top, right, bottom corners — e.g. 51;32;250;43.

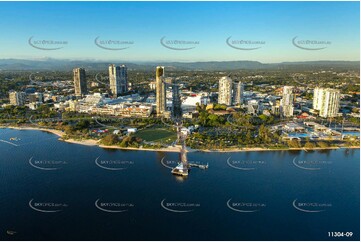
155;66;182;118
217;77;293;117
218;76;244;106
7;67;341;121
73;64;128;98
216;77;341;118
278;86;340;118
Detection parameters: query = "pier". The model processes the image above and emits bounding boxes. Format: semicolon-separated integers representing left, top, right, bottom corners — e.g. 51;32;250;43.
170;120;208;176
189;163;209;169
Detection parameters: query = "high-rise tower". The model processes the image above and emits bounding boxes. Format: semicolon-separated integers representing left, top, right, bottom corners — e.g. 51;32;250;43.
232;81;244;105
109;64;128;97
280;86;294;117
171;84;182;119
313;87;340;118
73;68;87;96
218;76;232;106
156;66;166;115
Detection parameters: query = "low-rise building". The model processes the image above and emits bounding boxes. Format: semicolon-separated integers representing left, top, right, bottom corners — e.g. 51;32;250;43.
247;100;262;115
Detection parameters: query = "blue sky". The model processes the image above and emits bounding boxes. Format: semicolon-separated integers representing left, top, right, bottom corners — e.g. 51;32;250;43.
0;1;359;62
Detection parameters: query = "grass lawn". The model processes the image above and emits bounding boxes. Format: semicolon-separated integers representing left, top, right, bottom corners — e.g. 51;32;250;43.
135;128;177;143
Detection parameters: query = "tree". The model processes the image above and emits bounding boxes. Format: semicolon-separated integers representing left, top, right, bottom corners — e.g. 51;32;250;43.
245;130;252;144
258;114;269;123
75;120;90;130
317;141;330;148
288;139;301;148
208;114;220;126
304;141;316;149
100;134;119;146
213;104;227;110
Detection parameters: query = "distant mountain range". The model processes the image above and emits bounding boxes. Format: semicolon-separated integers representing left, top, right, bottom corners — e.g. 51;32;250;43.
0;58;359;71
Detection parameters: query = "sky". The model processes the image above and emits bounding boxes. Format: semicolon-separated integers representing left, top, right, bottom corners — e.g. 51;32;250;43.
0;1;359;63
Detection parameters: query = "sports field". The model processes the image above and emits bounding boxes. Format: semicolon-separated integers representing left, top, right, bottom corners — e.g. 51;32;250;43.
135;128;177;143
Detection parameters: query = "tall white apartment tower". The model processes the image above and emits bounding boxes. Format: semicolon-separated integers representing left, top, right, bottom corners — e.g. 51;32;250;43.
218;76;232;106
280;86;294;117
109;64;128;97
313;87;340;118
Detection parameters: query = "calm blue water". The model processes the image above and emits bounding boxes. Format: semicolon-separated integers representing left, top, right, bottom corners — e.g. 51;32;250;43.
343;131;360;137
0;128;359;241
288;133;310;138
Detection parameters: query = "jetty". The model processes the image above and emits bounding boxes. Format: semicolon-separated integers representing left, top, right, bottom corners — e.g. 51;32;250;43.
171;120;208;176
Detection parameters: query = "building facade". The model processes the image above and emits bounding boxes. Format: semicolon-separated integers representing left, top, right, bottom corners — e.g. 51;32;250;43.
313;87;340;118
171;84;182;119
9;91;26;106
280;86;294;117
247;99;262;115
109;64;128;97
156;66;166;115
28;92;44;103
271;100;281;116
232;81;244;105
218;76;232;106
73;68;87;96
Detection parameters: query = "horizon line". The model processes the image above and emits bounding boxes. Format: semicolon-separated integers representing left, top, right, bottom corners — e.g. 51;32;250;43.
0;57;360;64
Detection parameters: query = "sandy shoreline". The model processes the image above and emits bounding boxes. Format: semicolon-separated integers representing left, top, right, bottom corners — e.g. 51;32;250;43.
98;144;181;152
0;126;181;152
1;126;359;153
201;147;348;153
